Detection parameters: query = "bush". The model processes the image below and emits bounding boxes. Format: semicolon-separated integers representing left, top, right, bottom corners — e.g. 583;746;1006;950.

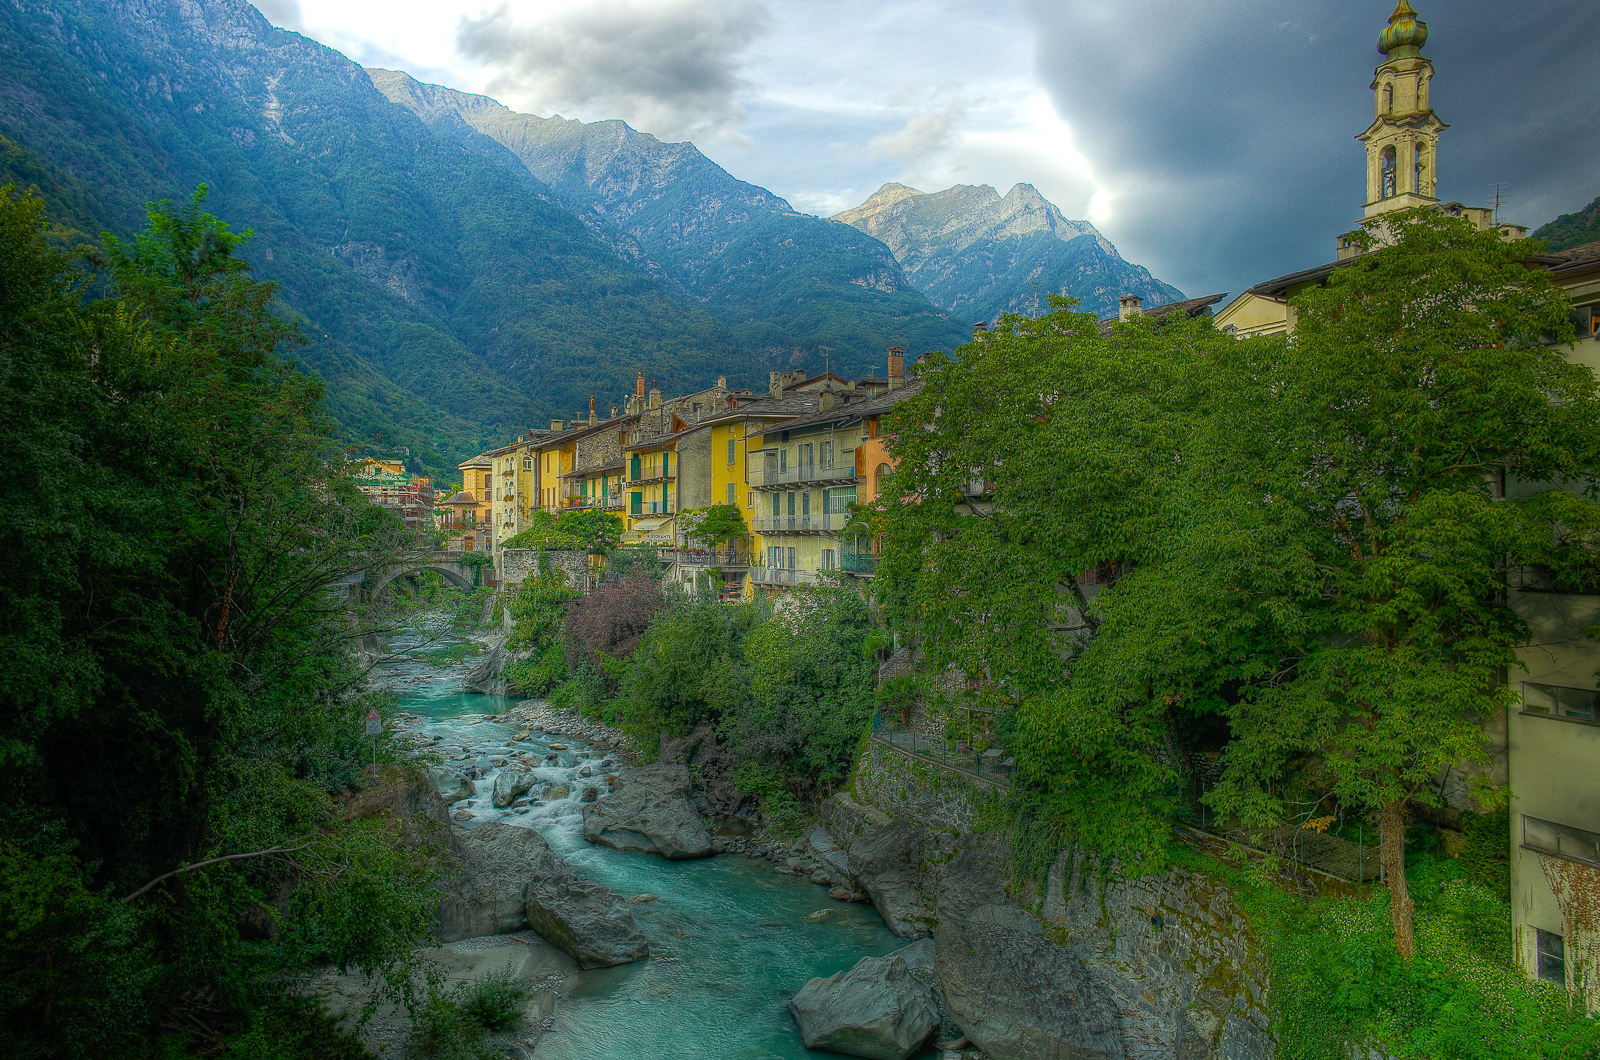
454;968;527;1032
613;593;745;741
564;573;665;683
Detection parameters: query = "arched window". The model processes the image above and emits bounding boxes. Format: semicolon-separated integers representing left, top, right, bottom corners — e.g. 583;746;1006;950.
1413;144;1426;195
874;463;891;498
1382;83;1393;114
1381;146;1397;198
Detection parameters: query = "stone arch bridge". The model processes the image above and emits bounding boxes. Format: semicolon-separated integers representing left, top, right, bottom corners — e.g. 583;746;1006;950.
363;551;485;597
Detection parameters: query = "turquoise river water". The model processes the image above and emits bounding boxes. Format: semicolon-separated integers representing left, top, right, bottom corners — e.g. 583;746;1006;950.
384;649;931;1059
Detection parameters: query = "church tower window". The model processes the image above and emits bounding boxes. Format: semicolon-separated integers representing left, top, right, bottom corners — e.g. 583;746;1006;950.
1381;147;1397;199
1383;83;1393;114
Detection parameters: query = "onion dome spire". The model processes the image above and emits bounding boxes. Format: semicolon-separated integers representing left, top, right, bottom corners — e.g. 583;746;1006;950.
1378;1;1429;59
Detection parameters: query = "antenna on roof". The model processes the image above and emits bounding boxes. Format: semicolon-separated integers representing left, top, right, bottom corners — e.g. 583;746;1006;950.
1492;182;1506;224
819;346;833;377
1031;283;1040;319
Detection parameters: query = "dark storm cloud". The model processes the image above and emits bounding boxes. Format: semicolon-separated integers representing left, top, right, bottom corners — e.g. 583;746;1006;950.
458;0;770;142
1023;0;1600;298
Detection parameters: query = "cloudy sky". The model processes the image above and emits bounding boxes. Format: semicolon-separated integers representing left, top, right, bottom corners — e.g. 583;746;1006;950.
251;0;1600;302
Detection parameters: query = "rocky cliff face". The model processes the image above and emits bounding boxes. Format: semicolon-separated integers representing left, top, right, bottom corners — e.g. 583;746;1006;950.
834;182;1183;323
368;71;969;375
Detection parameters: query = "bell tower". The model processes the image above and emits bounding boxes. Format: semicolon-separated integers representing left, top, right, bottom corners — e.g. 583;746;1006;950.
1356;1;1446;219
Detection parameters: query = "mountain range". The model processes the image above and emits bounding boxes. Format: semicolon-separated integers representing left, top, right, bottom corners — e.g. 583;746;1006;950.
0;0;1179;475
835;183;1182;323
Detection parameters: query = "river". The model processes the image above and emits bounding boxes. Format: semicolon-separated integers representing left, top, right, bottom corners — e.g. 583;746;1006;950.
376;633;927;1059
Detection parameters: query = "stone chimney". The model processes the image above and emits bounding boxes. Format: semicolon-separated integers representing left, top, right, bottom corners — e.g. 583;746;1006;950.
550;419;564;432
649;379;662;409
589;395;598;425
636;371;646;399
610;406;619;419
973;321;989;342
887;346;905;390
1118;294;1143;322
769;371;785;399
819;388;838;412
716;374;727;392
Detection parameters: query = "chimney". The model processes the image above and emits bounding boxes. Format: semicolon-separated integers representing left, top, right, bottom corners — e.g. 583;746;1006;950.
648;379;661;409
551;419;564;432
589;395;598;425
770;371;785;399
610;406;618;419
716;374;727;392
1118;294;1143;322
887;346;905;390
973;321;989;342
819;389;838;412
635;371;646;399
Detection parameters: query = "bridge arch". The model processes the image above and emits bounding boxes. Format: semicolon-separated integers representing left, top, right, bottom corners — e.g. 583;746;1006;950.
366;551;481;597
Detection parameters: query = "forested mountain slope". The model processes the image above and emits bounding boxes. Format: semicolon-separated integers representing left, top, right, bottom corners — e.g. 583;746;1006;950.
0;0;759;474
1534;193;1600;253
369;71;969;375
834;182;1182;323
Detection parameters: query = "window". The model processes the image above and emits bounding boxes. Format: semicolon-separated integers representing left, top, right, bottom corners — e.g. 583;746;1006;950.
727;483;737;505
1381;146;1397;198
786;491;796;516
1521;682;1600;722
787;547;796;569
727;438;736;465
1511;565;1593;594
820;440;833;469
747;491;754;509
1536;929;1566;985
1382;83;1393;113
771;493;780;517
799;442;814;472
821;549;834;570
779;448;788;472
1413;143;1426;194
631;492;642;516
1523;816;1600;868
801;491;811;516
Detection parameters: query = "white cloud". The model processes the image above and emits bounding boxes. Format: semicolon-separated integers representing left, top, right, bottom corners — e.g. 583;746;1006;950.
456;0;771;143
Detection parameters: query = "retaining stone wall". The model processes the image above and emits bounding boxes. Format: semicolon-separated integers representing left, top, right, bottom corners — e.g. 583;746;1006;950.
852;739;1004;835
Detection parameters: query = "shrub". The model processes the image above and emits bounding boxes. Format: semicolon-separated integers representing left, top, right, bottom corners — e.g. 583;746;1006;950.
564;573;665;682
454;968;527;1032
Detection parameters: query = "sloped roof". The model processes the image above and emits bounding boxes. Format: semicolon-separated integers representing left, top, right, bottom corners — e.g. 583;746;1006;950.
1096;293;1228;335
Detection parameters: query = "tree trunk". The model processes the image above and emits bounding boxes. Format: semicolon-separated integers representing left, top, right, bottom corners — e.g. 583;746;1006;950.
1379;799;1414;958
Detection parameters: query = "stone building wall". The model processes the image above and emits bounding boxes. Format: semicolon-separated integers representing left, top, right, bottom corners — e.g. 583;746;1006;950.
676;428;713;514
499;549;591;589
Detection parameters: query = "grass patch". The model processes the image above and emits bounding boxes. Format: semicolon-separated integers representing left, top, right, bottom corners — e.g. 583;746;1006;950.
1167;836;1600;1059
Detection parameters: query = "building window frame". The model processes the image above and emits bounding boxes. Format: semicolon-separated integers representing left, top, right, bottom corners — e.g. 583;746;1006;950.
1520;681;1600;724
1536;929;1567;985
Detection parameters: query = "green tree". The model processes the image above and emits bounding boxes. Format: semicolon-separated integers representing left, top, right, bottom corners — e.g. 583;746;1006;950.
681;504;748;549
0;184;435;1057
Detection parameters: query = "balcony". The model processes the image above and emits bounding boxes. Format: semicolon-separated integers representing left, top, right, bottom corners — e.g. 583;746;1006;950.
753;512;845;534
840;553;877;575
673;549;749;569
749;566;817;587
630;467;675;484
599;494;625;510
751;465;856;489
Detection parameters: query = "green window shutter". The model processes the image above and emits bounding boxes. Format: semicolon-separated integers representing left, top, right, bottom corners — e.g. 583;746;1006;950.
631;492;642;516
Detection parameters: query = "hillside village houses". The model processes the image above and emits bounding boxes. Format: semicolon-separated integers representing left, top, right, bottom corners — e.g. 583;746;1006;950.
408;0;1600;1007
1212;0;1600;1003
350;457;434;531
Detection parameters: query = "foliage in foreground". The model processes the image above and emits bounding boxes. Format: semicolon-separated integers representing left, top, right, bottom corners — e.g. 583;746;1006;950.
0;185;436;1058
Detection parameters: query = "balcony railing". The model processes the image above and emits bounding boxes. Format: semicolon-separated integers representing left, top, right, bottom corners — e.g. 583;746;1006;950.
751;465;856;489
840;553;877;574
630;500;676;517
753;512;845;533
672;550;749;568
630;467;675;484
600;495;625;510
748;566;817;587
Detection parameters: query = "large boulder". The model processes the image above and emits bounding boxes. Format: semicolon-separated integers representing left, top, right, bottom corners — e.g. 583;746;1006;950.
935;843;1125;1060
492;767;536;808
435;822;564;941
427;767;475;805
525;874;650;970
847;820;933;939
787;948;939;1060
582;764;713;860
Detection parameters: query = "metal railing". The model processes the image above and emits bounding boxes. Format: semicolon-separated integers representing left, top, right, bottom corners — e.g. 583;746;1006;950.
751;465;857;488
1173;777;1379;883
673;549;749;568
630;468;675;484
840;553;877;574
753;512;845;533
870;713;1013;786
748;566;818;587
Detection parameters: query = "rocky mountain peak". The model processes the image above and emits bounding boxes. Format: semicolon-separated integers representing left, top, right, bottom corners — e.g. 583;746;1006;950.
833;182;925;226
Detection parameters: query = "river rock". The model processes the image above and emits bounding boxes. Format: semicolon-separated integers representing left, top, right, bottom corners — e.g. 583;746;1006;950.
934;843;1125;1060
462;635;511;696
524;874;649;970
809;825;856;887
427;767;475;805
847;820;934;939
582;764;713;860
492;768;536;808
435;821;566;941
787;949;939;1060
